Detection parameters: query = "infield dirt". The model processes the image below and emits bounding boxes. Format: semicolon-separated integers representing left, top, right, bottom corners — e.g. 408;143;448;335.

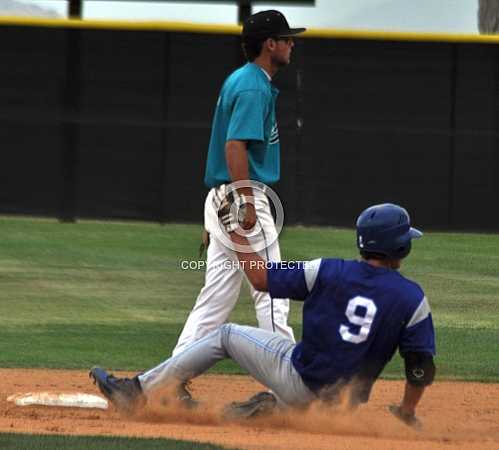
1;369;498;450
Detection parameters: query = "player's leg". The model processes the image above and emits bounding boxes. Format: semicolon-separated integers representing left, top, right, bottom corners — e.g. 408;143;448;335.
248;192;295;341
172;236;243;356
139;323;314;408
172;189;244;356
138;325;230;394
220;324;313;407
91;326;234;411
91;323;313;412
250;287;294;341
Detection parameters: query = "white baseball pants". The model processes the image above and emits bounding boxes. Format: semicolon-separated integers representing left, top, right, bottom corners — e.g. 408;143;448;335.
172;186;295;356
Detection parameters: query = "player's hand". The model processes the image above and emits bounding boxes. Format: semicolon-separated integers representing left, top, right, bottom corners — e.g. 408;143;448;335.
241;201;256;230
388;404;422;430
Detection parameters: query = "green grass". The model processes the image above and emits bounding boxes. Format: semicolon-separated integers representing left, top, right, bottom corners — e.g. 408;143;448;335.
0;216;498;381
0;433;233;450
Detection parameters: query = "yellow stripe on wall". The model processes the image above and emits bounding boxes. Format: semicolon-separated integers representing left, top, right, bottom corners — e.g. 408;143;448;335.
0;15;498;44
0;16;241;34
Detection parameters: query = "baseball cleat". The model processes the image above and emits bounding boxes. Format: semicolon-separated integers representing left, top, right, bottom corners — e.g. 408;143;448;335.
89;366;145;414
177;381;199;409
223;391;277;420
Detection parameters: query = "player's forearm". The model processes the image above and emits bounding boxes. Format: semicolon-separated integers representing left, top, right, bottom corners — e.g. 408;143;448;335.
229;232;268;291
400;382;425;415
225;140;254;198
225;140;257;229
226;140;249;181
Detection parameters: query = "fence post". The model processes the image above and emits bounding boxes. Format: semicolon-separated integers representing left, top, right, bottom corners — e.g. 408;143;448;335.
59;28;81;223
68;0;83;18
447;44;458;228
159;32;171;224
238;0;252;24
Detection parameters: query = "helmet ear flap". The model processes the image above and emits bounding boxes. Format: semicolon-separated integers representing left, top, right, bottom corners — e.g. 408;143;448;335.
393;236;412;259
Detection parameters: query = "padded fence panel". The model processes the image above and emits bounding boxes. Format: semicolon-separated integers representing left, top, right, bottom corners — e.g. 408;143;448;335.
0;120;63;216
455;44;498;132
299;128;451;227
453;136;498;229
301;39;453;132
78;30;164;122
160;118;209;223
298;38;454;228
76;124;163;220
0;27;66;119
0;27;67;217
453;44;499;230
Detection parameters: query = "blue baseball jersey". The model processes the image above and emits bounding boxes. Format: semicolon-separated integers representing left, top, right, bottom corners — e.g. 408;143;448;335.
204;63;280;188
267;259;436;394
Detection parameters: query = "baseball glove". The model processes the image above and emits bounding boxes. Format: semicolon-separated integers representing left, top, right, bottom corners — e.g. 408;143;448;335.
212;184;246;233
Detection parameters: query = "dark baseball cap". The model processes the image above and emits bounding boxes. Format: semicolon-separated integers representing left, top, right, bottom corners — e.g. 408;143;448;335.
242;10;306;40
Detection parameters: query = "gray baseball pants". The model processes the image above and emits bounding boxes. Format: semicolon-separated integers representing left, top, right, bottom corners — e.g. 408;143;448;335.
138;323;315;407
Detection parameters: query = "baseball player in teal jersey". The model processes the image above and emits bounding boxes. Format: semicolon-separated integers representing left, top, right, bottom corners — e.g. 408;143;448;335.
170;10;306;386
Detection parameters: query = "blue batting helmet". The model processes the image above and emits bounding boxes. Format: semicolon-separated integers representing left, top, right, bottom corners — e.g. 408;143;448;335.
356;203;423;259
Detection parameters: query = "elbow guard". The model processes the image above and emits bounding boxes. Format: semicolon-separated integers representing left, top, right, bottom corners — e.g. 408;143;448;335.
403;352;435;387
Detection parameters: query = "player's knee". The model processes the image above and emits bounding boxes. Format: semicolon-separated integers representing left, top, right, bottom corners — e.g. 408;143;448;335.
219;323;236;349
219;322;235;338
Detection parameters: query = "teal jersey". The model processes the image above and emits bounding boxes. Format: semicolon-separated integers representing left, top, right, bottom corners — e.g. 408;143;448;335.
204;63;280;188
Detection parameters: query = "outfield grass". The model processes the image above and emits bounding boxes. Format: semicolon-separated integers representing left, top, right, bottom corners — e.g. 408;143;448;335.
0;216;498;381
0;433;232;449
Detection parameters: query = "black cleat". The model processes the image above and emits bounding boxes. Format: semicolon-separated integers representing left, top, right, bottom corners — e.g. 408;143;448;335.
223;391;277;420
89;366;145;414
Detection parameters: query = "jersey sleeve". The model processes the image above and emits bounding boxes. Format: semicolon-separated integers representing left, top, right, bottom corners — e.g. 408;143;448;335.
399;296;436;356
226;90;267;142
267;259;322;301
